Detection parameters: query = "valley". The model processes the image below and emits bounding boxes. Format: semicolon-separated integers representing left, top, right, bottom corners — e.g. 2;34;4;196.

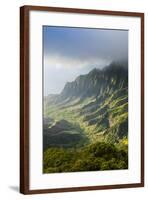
43;62;128;173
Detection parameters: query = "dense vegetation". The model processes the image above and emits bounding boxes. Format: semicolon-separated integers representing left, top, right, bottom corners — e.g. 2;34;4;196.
43;63;128;173
43;142;128;173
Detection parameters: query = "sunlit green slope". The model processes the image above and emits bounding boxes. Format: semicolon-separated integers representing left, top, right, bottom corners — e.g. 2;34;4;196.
44;62;128;147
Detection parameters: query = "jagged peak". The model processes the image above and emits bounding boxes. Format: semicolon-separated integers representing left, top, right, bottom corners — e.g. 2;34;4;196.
88;67;100;75
52;61;128;100
103;61;128;72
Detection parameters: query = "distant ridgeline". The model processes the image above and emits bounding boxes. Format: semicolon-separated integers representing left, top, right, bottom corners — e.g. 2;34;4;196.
43;62;128;172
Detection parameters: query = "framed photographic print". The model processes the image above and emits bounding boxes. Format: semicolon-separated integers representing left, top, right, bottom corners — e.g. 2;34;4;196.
20;5;144;194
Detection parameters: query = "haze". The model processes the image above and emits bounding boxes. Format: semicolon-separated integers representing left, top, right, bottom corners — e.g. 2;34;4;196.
43;26;128;96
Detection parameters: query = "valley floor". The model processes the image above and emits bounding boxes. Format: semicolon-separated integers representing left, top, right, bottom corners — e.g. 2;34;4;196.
43;65;128;173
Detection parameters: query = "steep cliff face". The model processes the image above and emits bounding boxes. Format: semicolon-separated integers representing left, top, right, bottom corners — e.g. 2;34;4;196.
44;62;128;148
60;63;128;99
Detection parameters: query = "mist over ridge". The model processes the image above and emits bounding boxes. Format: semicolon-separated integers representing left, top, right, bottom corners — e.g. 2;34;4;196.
45;60;128;97
43;27;128;95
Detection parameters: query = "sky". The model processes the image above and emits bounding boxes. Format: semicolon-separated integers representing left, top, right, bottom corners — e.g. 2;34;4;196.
43;26;128;96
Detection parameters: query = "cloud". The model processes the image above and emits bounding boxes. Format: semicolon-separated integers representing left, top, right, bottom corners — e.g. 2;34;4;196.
43;27;128;65
44;54;111;95
43;26;128;95
44;54;110;70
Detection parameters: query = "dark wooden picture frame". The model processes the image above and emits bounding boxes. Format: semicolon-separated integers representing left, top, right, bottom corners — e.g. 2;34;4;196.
20;5;144;194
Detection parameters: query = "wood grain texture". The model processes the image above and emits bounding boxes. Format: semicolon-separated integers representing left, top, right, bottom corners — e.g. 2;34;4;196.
20;6;30;194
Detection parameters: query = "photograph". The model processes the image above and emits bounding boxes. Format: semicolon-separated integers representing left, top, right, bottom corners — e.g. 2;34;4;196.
43;26;128;173
20;6;144;194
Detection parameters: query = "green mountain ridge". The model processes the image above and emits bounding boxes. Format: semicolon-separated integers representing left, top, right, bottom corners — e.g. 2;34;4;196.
43;62;128;173
44;62;128;146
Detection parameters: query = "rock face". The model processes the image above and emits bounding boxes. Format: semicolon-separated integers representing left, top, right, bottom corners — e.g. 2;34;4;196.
45;62;128;105
44;62;128;149
61;63;127;99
